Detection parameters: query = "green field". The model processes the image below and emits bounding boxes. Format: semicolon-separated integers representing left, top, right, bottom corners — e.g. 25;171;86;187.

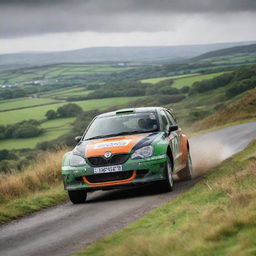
172;71;227;89
40;118;75;129
42;87;93;99
140;73;198;84
0;118;75;150
0;97;61;111
0;63;133;85
140;72;227;89
197;52;256;66
0;128;70;150
0;96;143;149
0;96;143;125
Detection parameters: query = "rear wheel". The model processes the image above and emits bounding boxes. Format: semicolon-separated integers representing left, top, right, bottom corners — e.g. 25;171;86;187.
160;156;173;192
178;152;193;181
68;190;87;204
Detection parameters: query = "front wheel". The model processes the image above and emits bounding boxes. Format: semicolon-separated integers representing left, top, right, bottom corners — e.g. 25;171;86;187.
160;156;173;192
68;190;87;204
178;152;193;181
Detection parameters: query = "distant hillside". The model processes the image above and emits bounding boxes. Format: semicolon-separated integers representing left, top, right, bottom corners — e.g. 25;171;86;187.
191;88;256;130
194;43;256;60
0;41;254;69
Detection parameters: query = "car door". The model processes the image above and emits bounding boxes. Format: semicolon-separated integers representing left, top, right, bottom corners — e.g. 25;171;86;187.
159;109;180;173
164;109;184;172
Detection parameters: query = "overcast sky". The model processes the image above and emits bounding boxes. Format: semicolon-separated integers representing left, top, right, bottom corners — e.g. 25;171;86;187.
0;0;256;54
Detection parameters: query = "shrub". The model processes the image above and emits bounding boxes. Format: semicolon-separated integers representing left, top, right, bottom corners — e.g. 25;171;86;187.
1;120;43;139
190;73;234;94
0;126;5;139
188;110;211;122
46;110;58;120
0;150;9;161
155;94;186;105
225;77;256;98
12;124;43;138
180;86;190;93
57;103;83;117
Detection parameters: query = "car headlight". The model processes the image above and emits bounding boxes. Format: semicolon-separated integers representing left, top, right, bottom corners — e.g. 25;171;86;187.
70;155;86;166
131;146;153;159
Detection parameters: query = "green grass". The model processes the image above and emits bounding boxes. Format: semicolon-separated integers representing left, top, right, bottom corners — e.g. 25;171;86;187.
197;53;256;67
140;74;198;84
165;86;229;128
0;64;133;85
172;71;227;89
39;86;88;97
0;183;67;223
0;127;71;150
0;97;61;111
76;140;256;256
190;88;256;131
45;87;93;99
40;117;75;129
0;147;68;223
0;117;74;150
140;72;228;90
0;96;143;125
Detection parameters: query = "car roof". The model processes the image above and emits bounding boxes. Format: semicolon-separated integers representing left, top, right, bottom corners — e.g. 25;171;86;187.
97;107;165;118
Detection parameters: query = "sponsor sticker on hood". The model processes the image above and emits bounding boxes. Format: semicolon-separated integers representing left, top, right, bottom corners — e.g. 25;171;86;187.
94;140;131;149
85;134;150;157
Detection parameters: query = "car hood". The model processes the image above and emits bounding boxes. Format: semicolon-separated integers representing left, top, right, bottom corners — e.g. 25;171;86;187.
74;132;159;158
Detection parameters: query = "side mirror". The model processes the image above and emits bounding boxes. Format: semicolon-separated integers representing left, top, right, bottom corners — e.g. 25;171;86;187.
168;125;178;134
75;136;82;143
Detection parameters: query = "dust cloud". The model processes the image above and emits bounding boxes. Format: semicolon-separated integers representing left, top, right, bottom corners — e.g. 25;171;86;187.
190;138;232;177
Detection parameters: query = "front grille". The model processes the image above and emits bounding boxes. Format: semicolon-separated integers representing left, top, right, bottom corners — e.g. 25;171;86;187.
85;171;134;183
87;153;130;167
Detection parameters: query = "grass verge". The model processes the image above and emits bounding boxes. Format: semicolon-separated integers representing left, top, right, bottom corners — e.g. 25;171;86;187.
0;148;68;224
76;140;256;256
0;184;66;224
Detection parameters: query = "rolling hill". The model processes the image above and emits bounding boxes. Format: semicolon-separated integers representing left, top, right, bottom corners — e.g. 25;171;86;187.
0;41;254;69
194;43;256;61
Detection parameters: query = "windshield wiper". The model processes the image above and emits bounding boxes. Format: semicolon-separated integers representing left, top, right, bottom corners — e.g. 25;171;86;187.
85;129;158;140
109;130;158;136
85;135;112;140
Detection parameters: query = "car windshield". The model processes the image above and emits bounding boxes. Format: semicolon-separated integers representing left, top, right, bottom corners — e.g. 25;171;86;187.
83;112;159;140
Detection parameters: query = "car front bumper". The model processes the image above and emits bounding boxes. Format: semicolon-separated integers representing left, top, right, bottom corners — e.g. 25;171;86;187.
61;154;167;191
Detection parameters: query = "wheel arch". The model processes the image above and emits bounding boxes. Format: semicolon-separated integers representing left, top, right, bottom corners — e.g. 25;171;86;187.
166;145;174;169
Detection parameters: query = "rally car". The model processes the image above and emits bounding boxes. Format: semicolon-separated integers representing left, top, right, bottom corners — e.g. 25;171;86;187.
61;107;193;204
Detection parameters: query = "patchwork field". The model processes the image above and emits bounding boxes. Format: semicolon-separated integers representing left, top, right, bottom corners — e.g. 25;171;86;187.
140;71;227;89
42;88;94;100
140;73;198;84
0;96;143;150
197;52;256;66
0;97;62;111
0;63;133;85
172;71;227;88
0;96;142;125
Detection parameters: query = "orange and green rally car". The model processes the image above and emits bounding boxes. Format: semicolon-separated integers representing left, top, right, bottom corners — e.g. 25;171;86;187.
61;107;193;204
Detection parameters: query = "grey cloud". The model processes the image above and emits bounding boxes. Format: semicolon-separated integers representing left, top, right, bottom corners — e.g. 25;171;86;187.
0;0;256;38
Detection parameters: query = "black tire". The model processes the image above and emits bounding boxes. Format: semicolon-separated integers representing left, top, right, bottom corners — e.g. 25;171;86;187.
178;152;193;181
160;156;174;192
68;190;87;204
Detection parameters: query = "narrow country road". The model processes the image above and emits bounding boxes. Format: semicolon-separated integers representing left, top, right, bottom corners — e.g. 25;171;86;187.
0;122;255;256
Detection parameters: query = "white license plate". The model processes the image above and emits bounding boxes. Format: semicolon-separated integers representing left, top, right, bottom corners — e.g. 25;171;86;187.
93;165;122;174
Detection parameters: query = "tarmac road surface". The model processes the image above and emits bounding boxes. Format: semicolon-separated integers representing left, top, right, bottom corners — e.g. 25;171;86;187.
0;122;255;256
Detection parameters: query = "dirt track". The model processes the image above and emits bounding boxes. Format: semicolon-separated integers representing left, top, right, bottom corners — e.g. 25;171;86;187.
0;122;255;256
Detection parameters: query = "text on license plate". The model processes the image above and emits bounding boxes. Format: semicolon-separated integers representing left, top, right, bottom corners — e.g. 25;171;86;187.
93;165;122;174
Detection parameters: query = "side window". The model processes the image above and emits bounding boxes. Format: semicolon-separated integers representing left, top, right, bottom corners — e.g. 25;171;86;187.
165;110;176;125
160;110;171;131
